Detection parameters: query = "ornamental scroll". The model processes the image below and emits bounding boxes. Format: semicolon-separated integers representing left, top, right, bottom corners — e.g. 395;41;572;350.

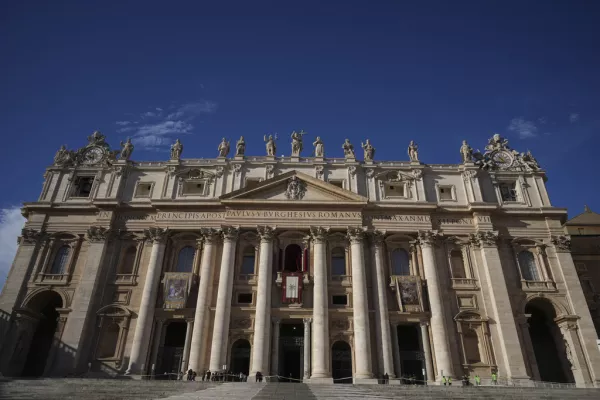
162;272;193;309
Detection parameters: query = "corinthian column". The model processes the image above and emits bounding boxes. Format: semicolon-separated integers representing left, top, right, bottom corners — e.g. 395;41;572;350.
303;317;312;380
126;227;169;375
370;230;395;378
348;227;373;380
188;228;220;372
309;226;331;381
208;226;239;371
417;230;453;382
250;226;276;377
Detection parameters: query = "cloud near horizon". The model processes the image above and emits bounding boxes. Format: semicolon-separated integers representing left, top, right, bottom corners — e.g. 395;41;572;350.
115;100;217;150
508;117;538;139
0;207;26;291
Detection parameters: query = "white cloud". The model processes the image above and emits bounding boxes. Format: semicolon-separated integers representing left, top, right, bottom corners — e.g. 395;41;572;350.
115;121;132;126
0;207;26;291
136;121;193;137
508;117;538;139
156;107;163;112
166;101;218;120
569;113;580;123
538;117;548;124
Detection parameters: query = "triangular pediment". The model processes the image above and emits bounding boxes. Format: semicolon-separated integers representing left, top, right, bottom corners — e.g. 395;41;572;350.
220;171;368;204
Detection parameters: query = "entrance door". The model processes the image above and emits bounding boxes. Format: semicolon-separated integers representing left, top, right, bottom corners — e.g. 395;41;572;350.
231;339;251;375
158;321;187;378
279;322;304;382
331;341;352;384
397;324;425;384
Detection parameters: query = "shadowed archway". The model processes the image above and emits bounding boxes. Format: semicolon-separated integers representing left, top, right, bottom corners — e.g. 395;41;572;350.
331;341;352;384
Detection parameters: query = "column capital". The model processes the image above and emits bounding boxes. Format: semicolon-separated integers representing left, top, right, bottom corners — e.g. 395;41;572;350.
303;317;312;325
310;226;330;244
347;226;366;243
200;227;221;244
87;226;114;243
419;321;430;328
18;228;44;245
468;230;499;248
417;230;441;247
555;315;579;331
144;227;170;244
257;226;276;242
221;226;240;242
369;230;386;246
272;316;281;325
551;235;571;253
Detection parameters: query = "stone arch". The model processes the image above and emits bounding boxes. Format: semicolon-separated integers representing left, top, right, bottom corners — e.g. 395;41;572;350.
22;287;69;310
229;338;251;375
331;340;353;383
520;294;571;317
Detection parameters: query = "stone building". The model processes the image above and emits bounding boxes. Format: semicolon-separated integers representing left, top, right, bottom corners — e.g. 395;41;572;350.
565;206;600;337
0;130;599;387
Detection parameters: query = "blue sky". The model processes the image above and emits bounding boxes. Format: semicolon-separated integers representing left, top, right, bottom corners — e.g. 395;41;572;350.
0;0;599;286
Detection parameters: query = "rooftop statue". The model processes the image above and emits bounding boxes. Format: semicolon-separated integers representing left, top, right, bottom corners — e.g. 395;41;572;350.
313;136;324;157
460;140;473;163
218;137;230;157
264;134;278;156
170;139;183;160
291;130;307;156
361;139;375;161
235;136;246;156
342;138;355;159
120;138;134;161
408;140;419;162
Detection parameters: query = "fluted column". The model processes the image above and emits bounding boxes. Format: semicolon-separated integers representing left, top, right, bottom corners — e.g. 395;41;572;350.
271;318;281;377
420;322;435;383
347;227;373;380
181;319;194;373
127;227;169;375
209;227;239;371
370;230;395;378
310;226;331;380
303;318;312;380
188;228;220;372
250;226;276;376
417;230;453;381
390;322;402;378
149;319;166;375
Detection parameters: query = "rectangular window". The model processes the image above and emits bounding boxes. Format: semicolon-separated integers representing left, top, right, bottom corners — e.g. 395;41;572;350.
329;180;344;189
438;186;454;201
237;293;253;304
72;176;95;198
182;181;206;195
499;182;518;202
575;262;587;272
385;183;405;198
332;295;348;306
245;179;262;190
134;182;153;198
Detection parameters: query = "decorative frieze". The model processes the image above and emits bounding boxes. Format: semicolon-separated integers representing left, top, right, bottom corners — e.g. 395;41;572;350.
86;226;113;243
369;229;386;246
221;226;240;241
18;228;44;245
310;226;330;244
417;230;441;247
200;227;221;243
143;227;170;244
346;226;366;243
551;235;571;252
468;231;499;247
257;226;276;242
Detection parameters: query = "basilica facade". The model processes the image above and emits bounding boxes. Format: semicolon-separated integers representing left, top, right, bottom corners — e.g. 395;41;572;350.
0;130;599;387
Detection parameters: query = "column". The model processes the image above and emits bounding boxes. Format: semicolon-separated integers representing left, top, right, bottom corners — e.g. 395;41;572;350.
126;227;169;375
188;228;220;372
347;227;373;380
303;318;312;380
59;226;112;374
271;318;281;377
557;318;592;386
209;227;239;371
149;319;166;375
390;322;402;379
250;226;275;376
516;316;540;380
417;230;453;381
310;227;331;380
471;231;529;381
420;322;435;383
370;231;395;378
181;319;194;373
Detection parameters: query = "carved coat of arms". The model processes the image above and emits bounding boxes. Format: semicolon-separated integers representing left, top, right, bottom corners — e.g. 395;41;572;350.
284;176;306;200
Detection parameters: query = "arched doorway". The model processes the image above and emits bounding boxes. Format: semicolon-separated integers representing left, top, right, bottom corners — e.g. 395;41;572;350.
21;291;63;377
284;244;302;272
230;339;251;375
158;321;187;377
331;341;352;384
525;298;573;383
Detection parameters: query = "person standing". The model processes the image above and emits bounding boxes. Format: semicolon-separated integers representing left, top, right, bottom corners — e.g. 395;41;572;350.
475;374;481;386
491;372;497;385
442;375;447;386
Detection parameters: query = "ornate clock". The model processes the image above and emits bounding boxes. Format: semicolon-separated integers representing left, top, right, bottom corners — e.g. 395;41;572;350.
82;146;105;164
491;150;513;169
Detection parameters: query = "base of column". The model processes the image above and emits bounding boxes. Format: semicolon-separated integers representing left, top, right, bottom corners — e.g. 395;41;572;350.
506;376;534;387
353;378;379;385
306;377;334;384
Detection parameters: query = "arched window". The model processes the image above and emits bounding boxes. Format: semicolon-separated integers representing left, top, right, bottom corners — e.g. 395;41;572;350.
175;246;195;273
50;245;70;274
284;244;303;272
391;249;410;276
240;246;256;275
97;321;120;359
463;328;482;364
518;251;539;281
118;246;137;275
450;249;466;278
331;247;346;276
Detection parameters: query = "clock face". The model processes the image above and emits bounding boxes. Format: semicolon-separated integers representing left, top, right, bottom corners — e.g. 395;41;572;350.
492;150;513;168
83;147;104;164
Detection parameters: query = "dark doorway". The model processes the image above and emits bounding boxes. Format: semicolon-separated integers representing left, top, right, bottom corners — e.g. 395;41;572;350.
397;324;425;384
331;341;352;384
21;291;63;377
526;299;573;383
230;339;251;375
158;321;187;377
284;244;302;272
280;322;303;382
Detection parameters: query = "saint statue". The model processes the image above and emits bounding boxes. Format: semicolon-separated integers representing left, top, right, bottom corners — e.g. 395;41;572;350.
361;139;375;161
460;140;473;163
54;145;69;165
342;139;355;159
120;138;134;160
485;133;509;152
235;136;246;156
408;140;419;162
290;130;307;156
264;134;278;156
217;137;230;157
521;150;540;170
313;136;324;157
171;139;183;160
